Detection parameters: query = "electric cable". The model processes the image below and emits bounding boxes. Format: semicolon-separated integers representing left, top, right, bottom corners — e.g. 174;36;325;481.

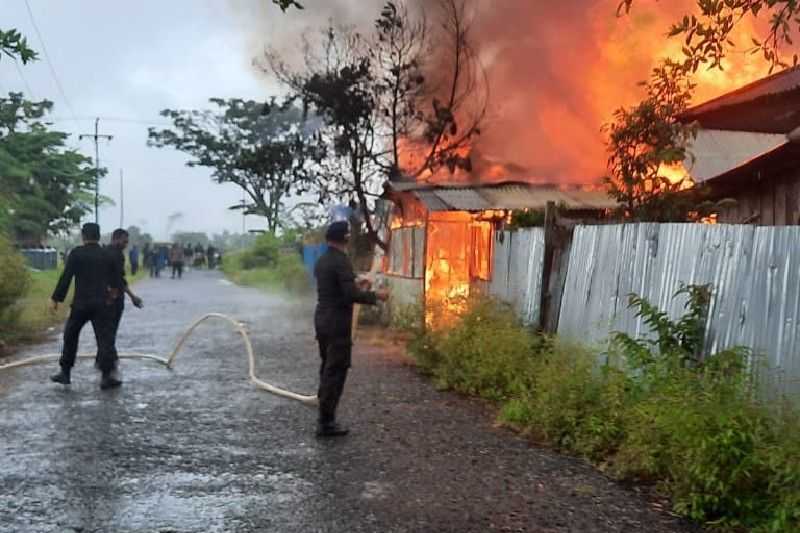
23;0;78;121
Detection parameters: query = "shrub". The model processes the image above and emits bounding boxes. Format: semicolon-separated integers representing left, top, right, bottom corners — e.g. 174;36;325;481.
274;252;310;294
408;285;800;531
240;233;281;270
0;234;30;329
411;298;540;401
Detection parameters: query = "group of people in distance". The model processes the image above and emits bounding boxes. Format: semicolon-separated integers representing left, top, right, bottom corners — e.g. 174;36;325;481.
142;242;220;279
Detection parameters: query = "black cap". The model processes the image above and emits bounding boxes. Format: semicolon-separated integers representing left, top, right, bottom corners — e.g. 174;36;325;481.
325;221;350;243
81;222;100;241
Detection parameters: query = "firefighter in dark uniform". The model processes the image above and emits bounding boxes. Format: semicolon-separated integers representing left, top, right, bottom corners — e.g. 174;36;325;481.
49;223;123;389
107;228;144;340
314;221;389;437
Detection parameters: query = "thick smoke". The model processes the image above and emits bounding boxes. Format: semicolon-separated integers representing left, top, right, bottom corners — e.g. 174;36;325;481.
232;0;769;184
459;0;694;182
461;0;772;183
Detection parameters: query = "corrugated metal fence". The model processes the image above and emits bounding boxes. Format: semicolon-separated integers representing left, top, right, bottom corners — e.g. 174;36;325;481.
557;224;800;397
489;228;546;325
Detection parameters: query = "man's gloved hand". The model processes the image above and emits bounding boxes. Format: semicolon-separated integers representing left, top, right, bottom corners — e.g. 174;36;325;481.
132;295;144;309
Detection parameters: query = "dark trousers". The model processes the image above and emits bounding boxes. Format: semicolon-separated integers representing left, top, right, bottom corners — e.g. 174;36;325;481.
59;305;118;374
317;336;352;425
111;299;124;339
131;262;138;276
171;262;183;279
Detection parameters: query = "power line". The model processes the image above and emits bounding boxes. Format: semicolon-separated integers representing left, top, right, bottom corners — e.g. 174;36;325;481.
23;0;78;121
47;115;173;127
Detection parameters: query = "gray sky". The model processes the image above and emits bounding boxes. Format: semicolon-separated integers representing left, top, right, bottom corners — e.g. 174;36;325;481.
1;0;375;240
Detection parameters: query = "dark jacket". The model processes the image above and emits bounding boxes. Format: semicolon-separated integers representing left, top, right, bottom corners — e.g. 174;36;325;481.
105;245;128;290
314;247;376;339
52;243;122;309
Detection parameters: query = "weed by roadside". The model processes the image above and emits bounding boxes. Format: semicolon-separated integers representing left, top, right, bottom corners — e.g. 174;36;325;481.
406;291;800;532
222;235;311;294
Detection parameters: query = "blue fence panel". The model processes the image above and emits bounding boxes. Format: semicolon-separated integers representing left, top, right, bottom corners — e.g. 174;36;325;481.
20;249;58;270
302;244;328;280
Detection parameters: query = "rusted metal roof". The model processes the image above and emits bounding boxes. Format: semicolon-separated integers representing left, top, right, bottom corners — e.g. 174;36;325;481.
388;181;616;212
685;66;800;116
681;67;800;133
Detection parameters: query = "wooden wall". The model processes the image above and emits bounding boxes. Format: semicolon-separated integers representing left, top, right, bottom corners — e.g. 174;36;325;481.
714;166;800;226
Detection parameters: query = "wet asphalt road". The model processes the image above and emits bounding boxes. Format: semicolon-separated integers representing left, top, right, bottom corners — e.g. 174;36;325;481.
0;270;700;533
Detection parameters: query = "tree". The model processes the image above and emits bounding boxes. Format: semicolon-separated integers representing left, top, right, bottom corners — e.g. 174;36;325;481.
0;29;36;236
371;1;485;181
272;0;302;11
0;28;37;64
0;93;99;244
268;0;485;250
171;231;209;247
604;61;700;221
125;226;153;246
148;98;325;234
619;1;800;70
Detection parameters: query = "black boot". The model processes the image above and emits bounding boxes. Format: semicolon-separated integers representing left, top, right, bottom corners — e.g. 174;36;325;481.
99;371;122;390
50;369;71;385
316;422;349;437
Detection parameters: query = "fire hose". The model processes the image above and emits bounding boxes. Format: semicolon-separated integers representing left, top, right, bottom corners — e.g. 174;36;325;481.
0;313;318;407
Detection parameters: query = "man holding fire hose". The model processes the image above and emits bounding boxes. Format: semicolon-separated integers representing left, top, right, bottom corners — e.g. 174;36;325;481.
314;221;389;437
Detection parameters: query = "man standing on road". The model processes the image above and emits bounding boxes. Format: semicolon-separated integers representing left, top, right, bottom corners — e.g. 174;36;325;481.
49;223;123;389
108;229;144;342
129;244;140;276
170;242;185;279
313;221;389;437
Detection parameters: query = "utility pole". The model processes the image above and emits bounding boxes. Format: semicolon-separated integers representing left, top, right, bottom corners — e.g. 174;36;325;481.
119;169;124;228
242;191;246;241
79;118;113;224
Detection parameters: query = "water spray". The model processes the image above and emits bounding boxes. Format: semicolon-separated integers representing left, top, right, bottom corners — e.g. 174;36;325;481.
0;313;318;407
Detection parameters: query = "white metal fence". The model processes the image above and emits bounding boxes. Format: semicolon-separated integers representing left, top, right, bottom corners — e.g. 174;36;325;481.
557;224;800;397
489;228;546;326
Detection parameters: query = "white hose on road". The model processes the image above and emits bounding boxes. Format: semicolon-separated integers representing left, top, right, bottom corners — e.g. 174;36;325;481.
0;313;318;407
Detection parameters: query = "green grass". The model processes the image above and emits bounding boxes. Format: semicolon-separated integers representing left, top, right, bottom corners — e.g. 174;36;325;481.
222;250;310;295
2;264;146;349
16;269;70;338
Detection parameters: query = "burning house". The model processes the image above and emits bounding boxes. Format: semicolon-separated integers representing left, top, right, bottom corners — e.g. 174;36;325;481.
682;67;800;225
380;180;616;323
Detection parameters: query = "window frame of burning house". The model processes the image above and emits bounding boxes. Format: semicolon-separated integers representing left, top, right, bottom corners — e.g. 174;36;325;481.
386;225;424;279
469;221;493;282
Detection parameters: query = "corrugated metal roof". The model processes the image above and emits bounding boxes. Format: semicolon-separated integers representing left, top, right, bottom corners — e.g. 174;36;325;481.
430;188;491;211
389;181;616;211
685;66;800;117
481;185;617;210
685;129;788;182
415;190;451;211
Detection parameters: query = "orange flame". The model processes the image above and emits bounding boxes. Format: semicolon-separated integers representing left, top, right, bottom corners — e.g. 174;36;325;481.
403;0;774;185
